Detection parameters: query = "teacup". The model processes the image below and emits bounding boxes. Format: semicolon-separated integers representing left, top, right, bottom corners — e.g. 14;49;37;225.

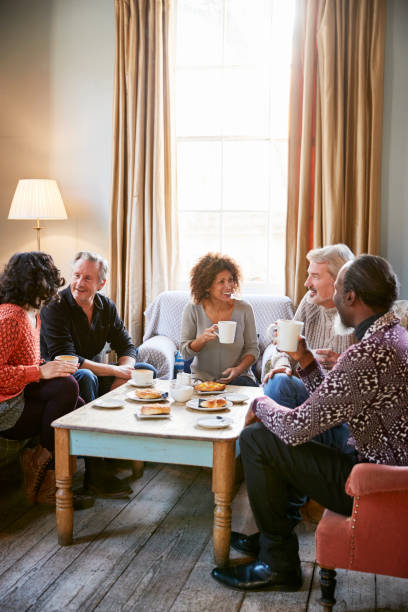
132;368;154;386
55;355;79;366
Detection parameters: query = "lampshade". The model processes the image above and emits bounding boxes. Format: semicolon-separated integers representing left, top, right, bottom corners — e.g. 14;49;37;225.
8;179;67;220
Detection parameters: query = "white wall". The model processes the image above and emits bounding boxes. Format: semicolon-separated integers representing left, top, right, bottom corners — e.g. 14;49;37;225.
0;0;114;282
381;0;408;298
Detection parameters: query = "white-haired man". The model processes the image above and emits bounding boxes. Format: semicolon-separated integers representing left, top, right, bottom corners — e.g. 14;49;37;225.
263;244;356;449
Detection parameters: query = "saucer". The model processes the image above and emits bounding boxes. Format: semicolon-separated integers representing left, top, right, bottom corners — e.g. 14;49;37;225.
196;416;233;429
128;380;155;388
92;399;124;409
224;393;249;404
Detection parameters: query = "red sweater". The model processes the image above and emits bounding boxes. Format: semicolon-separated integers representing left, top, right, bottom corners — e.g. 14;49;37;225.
0;303;41;402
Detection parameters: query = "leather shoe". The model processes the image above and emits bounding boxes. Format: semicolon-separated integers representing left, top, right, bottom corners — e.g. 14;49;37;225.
211;560;302;591
84;473;132;499
230;531;260;556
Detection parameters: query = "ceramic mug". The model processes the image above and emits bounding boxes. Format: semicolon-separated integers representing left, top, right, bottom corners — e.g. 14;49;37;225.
215;321;237;344
271;320;304;352
55;355;79;366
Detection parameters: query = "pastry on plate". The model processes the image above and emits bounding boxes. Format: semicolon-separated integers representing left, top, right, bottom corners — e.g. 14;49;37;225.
140;404;171;415
201;398;227;409
194;381;226;392
135;389;162;400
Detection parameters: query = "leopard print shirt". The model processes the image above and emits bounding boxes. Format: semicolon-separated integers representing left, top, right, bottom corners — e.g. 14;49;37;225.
253;312;408;465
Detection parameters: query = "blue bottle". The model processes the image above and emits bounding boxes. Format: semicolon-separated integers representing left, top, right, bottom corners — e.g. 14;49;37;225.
174;350;185;378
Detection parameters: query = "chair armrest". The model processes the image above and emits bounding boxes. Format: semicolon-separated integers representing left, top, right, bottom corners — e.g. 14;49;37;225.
137;336;177;380
346;463;408;497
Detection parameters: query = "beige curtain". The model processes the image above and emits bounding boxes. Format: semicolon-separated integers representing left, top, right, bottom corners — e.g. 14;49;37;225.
110;0;178;344
286;0;386;305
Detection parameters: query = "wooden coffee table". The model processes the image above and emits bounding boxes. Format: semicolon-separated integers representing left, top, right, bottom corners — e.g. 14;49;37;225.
52;380;262;566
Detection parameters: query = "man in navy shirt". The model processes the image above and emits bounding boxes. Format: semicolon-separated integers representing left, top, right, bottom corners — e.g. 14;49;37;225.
41;251;157;498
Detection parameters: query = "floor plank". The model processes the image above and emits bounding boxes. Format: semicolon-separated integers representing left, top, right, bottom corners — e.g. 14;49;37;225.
1;464;407;612
308;567;376;611
376;575;408;611
0;462;162;610
24;464;200;612
96;468;214;611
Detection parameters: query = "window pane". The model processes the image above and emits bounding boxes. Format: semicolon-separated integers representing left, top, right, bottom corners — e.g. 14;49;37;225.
223;141;270;211
222;212;268;283
270;141;288;214
178;212;221;282
176;69;223;137
177;141;221;211
176;0;223;66
222;67;269;136
224;0;271;66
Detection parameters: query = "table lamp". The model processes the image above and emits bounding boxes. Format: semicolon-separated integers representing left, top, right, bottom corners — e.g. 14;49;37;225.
8;179;68;250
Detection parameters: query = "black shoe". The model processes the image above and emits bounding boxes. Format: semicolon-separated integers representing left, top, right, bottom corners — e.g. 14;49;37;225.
73;490;95;510
230;531;260;556
211;560;302;592
84;473;132;499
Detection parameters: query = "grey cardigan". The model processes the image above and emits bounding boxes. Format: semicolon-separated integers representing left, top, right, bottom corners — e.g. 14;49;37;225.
180;300;259;381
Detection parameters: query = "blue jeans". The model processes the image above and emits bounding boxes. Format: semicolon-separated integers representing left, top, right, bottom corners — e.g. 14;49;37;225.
74;362;157;404
263;373;351;451
229;375;259;387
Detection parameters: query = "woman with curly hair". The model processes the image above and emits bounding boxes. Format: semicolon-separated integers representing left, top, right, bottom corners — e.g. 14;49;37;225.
180;253;259;386
0;252;92;508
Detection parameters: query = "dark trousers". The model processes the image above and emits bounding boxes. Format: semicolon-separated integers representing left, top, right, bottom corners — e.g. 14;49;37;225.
0;377;83;452
240;422;359;567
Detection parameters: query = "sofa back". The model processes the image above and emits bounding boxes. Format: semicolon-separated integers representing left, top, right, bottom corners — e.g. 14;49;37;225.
143;290;294;362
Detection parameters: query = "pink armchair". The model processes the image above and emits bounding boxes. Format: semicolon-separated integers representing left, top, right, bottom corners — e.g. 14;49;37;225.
315;462;408;611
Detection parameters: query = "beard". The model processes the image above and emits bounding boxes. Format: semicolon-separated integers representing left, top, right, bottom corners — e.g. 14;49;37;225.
334;312;354;336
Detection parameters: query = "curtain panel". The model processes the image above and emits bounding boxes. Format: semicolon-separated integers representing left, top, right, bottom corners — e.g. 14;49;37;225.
110;0;178;344
286;0;386;305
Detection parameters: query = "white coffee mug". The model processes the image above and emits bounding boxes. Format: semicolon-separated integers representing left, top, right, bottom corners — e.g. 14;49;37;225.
271;320;304;352
215;320;237;344
132;368;154;386
55;355;79;366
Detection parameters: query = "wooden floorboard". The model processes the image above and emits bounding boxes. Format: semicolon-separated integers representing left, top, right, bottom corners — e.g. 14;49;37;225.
0;463;407;612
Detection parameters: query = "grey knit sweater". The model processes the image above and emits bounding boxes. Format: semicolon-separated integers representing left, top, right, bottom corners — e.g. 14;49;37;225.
265;294;356;374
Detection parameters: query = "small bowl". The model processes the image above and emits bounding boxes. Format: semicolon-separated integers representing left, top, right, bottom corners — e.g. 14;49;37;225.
169;384;194;403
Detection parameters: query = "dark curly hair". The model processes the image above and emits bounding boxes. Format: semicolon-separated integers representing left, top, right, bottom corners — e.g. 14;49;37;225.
190;253;241;304
0;251;65;309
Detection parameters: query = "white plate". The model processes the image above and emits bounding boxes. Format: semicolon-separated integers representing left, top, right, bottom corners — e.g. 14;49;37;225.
186;399;233;412
126;391;168;402
92;399;124;409
195;389;225;395
196;416;233;429
225;393;249;404
135;407;171;420
128;380;155;388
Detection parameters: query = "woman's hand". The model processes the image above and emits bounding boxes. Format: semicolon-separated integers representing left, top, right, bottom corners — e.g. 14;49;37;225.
189;324;218;352
39;360;77;379
315;349;339;370
218;366;241;384
263;366;292;385
199;324;218;344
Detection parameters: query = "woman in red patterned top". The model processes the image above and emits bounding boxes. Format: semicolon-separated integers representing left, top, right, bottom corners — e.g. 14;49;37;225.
0;252;92;508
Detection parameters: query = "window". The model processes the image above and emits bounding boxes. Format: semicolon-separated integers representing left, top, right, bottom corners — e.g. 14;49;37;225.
175;0;295;294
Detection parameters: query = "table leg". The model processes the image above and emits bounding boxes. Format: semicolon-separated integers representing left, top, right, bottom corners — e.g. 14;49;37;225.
212;440;236;566
55;428;74;546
